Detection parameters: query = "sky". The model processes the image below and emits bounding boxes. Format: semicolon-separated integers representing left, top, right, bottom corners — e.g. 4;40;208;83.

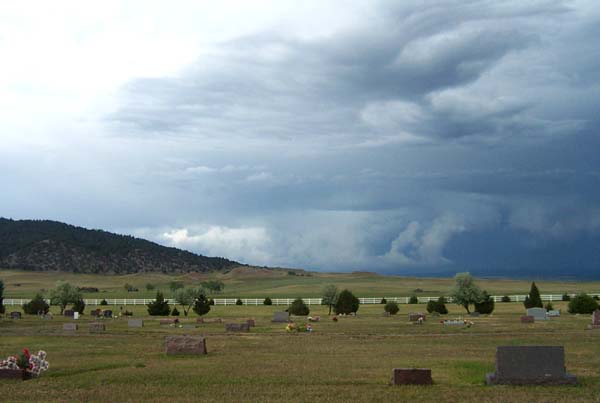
1;0;600;275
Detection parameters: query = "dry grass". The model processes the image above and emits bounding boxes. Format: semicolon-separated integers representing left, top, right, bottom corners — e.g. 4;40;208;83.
1;302;600;402
2;269;599;299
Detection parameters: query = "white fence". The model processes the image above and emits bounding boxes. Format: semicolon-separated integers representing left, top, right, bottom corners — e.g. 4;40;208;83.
3;293;599;306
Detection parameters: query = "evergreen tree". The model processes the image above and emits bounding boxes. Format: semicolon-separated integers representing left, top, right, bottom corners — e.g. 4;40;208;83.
147;291;171;316
524;282;543;309
0;279;4;314
474;291;495;314
288;298;310;316
192;293;211;316
334;289;360;315
23;293;50;315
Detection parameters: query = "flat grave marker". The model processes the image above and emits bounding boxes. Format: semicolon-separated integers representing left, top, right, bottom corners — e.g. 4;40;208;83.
408;313;426;322
225;323;250;332
10;312;21;320
390;368;433;385
89;323;106;333
63;323;78;332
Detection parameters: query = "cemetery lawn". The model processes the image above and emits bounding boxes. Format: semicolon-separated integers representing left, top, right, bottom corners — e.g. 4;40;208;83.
2;302;600;402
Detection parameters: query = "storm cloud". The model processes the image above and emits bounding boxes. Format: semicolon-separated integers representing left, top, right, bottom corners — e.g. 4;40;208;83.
2;0;600;274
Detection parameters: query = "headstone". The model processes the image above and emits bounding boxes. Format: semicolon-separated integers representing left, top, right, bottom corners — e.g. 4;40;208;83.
225;323;250;332
469;312;480;317
382;312;391;317
73;312;79;320
160;319;175;325
589;310;600;329
128;319;144;328
443;320;465;326
196;317;204;324
520;315;535;323
390;368;433;385
526;308;548;321
103;310;113;318
272;312;290;323
246;319;255;327
308;316;320;322
486;346;577;385
90;309;100;317
63;310;75;318
408;313;426;322
63;323;78;331
10;311;21;319
547;310;561;317
89;322;106;333
43;313;53;320
0;369;33;380
165;335;207;355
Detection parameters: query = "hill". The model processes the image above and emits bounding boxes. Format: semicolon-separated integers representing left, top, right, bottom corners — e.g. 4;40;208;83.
0;218;240;274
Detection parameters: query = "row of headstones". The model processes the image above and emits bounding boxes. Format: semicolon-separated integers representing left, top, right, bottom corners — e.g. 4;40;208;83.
162;336;578;387
390;346;576;386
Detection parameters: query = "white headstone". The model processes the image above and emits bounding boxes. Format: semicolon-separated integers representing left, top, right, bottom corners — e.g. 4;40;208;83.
74;312;79;320
526;307;548;321
547;310;560;317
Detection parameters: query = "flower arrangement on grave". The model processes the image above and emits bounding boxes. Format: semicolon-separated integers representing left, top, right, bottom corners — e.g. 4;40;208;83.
0;349;49;377
285;323;313;333
332;316;338;322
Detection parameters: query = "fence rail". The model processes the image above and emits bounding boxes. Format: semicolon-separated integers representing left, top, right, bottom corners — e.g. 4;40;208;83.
2;293;599;307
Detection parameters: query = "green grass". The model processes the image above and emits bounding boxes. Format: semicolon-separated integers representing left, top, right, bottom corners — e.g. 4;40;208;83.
2;268;599;299
1;302;600;402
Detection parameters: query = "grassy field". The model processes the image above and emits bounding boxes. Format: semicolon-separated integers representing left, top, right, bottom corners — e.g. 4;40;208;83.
2;268;600;299
1;301;600;402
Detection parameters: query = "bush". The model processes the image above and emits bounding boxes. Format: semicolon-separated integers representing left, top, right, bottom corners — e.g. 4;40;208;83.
147;291;171;316
288;298;310;316
209;299;215;306
22;293;50;315
524;282;543;309
426;297;448;315
171;306;180;316
544;302;554;311
263;297;272;306
236;298;243;306
595;295;600;301
192;294;211;316
73;298;86;314
408;296;419;304
474;291;495;314
380;298;387;304
501;295;511;303
100;299;108;306
568;293;599;314
384;301;399;315
334;290;360;315
562;293;571;302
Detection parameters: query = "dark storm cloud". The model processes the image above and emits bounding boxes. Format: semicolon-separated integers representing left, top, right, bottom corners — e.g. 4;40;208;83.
6;1;599;273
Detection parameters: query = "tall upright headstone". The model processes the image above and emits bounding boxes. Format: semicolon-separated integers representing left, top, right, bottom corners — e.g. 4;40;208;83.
486;346;577;385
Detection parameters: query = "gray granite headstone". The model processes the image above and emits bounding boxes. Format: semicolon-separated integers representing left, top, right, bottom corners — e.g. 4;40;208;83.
128;319;144;328
486;346;577;385
63;309;75;318
526;308;548;321
63;323;78;331
10;311;21;319
593;310;600;325
272;312;290;323
103;310;113;318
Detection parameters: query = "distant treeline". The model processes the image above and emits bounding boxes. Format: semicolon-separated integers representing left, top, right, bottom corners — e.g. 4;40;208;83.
0;218;239;274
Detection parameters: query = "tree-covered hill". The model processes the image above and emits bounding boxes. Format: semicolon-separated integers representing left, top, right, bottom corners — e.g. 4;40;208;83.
0;218;240;274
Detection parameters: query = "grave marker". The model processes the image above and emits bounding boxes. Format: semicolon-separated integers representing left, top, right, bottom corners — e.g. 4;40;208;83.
272;312;290;323
128;319;144;328
225;323;250;332
10;312;21;319
486;346;577;385
89;323;106;333
526;308;548;321
165;335;207;355
63;310;74;318
547;310;561;317
408;313;426;322
63;323;78;331
390;368;433;385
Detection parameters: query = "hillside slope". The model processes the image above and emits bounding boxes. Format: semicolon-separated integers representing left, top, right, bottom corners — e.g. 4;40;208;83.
0;218;240;274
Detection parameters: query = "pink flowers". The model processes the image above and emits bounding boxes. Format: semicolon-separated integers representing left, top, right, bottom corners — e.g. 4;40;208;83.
0;350;49;376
